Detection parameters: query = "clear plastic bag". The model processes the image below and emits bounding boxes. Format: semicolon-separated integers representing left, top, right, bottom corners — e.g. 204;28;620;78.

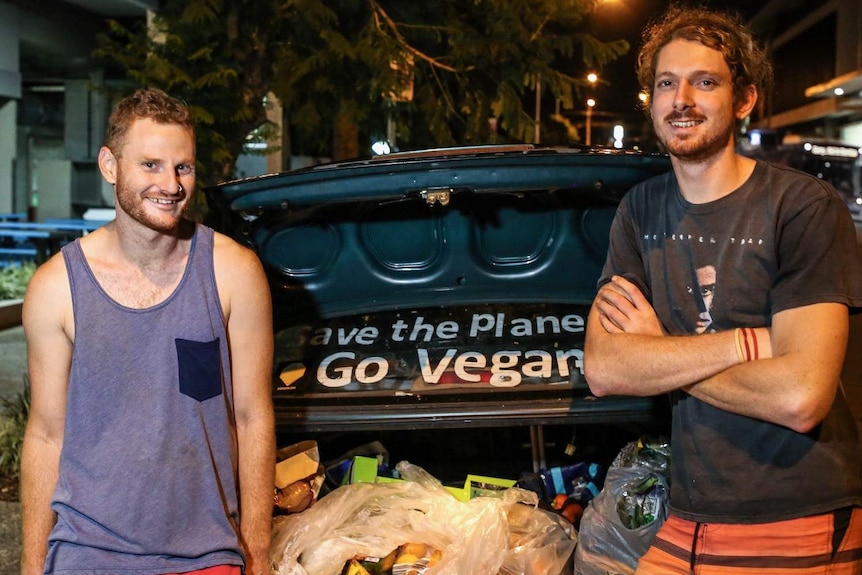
500;502;578;575
572;439;670;575
271;461;576;575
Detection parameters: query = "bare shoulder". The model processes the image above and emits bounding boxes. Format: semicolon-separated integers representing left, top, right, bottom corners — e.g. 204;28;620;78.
211;231;270;319
24;252;70;308
22;251;73;337
212;230;266;277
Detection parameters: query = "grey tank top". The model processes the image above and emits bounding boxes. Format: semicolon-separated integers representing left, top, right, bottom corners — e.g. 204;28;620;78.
45;224;244;574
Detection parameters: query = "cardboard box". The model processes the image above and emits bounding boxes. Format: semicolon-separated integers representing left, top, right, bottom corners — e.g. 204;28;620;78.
275;440;320;489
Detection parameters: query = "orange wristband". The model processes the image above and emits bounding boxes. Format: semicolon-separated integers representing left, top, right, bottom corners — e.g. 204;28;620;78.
735;328;760;362
734;328;745;363
748;328;759;360
739;327;759;362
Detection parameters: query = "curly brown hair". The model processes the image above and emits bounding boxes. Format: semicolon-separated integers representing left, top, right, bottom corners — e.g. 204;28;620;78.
636;5;773;114
104;88;195;155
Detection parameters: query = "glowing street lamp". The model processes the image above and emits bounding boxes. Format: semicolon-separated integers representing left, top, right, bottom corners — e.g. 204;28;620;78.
638;90;649;106
584;73;598;146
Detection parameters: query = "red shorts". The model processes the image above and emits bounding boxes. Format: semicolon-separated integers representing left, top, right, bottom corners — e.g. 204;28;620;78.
635;508;862;574
170;566;242;575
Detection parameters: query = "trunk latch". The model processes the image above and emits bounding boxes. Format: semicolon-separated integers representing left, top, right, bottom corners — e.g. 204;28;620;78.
420;188;451;206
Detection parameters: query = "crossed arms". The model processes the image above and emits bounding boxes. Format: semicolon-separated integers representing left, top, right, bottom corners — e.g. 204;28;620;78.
583;275;849;433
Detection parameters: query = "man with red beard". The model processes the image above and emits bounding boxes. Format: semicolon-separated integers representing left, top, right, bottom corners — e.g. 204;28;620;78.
584;7;862;574
20;89;275;575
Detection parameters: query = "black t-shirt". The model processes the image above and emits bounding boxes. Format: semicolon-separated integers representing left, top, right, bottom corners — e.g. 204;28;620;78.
601;160;862;522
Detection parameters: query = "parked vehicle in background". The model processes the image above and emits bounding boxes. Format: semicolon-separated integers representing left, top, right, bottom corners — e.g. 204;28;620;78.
740;131;862;217
205;144;673;477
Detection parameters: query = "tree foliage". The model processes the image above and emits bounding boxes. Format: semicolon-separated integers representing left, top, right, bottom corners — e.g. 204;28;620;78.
94;0;294;187
93;0;628;184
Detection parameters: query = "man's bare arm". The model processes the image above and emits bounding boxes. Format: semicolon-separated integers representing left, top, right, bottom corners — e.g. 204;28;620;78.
584;275;751;396
685;303;847;433
584;276;843;432
217;238;275;575
20;256;73;575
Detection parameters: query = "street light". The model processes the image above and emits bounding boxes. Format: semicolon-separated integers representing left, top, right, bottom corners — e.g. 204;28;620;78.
585;73;598;146
638;90;649;107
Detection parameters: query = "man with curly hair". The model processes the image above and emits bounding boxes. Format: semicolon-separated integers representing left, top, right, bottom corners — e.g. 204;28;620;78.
585;6;862;574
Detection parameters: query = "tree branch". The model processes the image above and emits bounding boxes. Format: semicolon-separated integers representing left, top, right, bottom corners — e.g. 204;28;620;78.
369;0;474;73
530;14;551;42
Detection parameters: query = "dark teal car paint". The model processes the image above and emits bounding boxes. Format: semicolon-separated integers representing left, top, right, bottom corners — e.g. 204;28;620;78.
205;145;672;433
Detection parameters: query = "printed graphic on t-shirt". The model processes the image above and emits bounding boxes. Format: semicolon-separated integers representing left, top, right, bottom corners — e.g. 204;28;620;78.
688;264;716;334
638;226;771;336
641;231;766;247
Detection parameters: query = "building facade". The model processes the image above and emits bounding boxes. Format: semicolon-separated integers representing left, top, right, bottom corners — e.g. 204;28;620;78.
750;0;862;145
0;0;157;219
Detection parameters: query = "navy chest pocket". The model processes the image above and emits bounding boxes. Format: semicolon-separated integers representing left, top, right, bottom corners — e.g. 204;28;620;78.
176;338;223;401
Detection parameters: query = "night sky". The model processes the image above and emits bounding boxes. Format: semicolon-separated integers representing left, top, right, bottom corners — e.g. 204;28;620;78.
585;0;774;118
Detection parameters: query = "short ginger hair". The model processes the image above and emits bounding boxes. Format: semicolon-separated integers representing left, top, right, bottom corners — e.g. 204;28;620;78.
104;88;195;155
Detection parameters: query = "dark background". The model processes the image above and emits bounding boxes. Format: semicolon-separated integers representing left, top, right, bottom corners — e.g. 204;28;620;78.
587;0;772;117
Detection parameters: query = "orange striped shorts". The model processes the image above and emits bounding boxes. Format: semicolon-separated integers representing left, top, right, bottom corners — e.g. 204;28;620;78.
635;507;862;574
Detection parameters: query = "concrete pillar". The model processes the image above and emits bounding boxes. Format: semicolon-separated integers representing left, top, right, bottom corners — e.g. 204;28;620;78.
0;101;16;214
0;3;21;99
0;2;21;214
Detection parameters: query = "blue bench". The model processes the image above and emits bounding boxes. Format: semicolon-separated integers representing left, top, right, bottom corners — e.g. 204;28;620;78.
0;218;111;266
0;242;39;266
44;217;110;227
0;224;85;265
7;219;109;235
0;245;38;261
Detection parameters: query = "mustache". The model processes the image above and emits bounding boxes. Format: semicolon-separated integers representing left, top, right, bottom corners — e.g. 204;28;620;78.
664;111;706;123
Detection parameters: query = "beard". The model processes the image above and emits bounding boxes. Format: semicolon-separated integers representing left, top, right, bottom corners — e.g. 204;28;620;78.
115;177;189;234
655;110;735;163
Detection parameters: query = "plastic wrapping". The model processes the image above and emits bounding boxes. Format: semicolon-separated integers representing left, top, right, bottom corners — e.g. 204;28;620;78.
499;502;578;575
271;461;576;575
572;439;670;575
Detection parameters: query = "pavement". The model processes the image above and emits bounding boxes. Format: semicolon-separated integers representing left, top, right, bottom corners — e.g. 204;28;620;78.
0;501;20;574
0;325;28;403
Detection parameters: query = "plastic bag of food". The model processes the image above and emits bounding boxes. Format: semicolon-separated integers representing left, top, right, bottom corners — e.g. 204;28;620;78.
499;502;577;575
271;460;575;575
572;438;670;575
